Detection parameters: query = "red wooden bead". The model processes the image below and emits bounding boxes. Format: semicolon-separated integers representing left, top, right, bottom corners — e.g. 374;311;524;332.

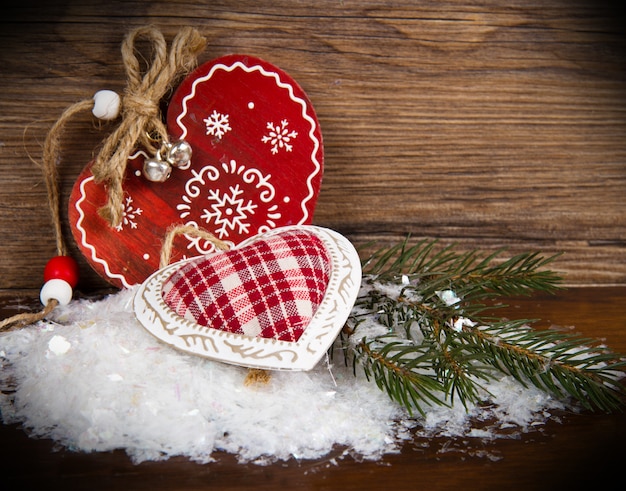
44;256;80;288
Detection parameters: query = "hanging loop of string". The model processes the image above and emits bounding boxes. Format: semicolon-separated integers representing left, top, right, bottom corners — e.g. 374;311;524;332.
159;224;231;268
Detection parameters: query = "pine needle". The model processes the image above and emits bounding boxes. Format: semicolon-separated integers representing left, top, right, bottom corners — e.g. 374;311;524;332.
343;239;626;415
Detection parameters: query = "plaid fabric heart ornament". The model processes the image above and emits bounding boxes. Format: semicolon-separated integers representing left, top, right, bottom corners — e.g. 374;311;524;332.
162;229;330;342
134;226;361;370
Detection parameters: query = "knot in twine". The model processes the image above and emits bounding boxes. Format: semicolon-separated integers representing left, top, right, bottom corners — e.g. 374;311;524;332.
91;26;206;227
123;93;161;119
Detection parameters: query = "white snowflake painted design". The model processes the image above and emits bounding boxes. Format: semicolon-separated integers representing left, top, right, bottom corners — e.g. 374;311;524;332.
177;160;280;253
204;110;232;139
262;119;298;154
201;184;258;238
115;196;143;232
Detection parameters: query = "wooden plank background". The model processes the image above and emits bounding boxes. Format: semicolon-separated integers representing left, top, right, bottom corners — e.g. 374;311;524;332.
0;0;625;292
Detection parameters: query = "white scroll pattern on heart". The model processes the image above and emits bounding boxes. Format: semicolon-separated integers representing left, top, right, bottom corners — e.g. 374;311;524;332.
176;159;280;254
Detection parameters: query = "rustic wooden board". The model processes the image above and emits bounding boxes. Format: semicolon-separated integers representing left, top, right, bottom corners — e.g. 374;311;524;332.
2;285;626;489
1;1;625;291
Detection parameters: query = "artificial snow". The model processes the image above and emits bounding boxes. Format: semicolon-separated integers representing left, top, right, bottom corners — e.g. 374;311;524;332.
0;287;568;465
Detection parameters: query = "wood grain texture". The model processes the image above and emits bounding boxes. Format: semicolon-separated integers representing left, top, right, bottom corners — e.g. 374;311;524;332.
1;0;625;291
1;286;625;490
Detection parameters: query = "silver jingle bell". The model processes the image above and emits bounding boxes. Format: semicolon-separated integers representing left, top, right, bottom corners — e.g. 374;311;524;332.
143;157;172;182
166;140;193;169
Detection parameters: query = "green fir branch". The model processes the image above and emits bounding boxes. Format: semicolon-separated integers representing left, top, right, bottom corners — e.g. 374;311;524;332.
344;239;626;415
466;320;626;412
361;238;563;299
352;337;446;417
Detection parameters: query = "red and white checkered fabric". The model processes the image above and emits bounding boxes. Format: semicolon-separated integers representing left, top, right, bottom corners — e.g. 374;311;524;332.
161;229;331;342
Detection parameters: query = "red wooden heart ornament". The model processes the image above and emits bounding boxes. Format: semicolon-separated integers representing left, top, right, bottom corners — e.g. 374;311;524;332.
134;226;362;371
69;55;323;288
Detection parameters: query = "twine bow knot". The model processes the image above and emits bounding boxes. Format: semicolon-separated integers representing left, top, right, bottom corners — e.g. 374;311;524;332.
91;26;206;227
123;93;160;119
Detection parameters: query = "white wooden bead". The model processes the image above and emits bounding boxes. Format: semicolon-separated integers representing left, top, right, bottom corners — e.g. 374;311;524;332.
92;90;121;120
40;278;73;306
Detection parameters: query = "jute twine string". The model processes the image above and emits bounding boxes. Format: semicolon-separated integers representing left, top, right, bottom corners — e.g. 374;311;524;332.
42;99;95;257
0;101;92;332
0;298;59;332
159;224;231;268
92;26;206;227
0;26;205;332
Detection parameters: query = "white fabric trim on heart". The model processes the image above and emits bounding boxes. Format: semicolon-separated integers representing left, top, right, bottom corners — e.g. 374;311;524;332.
133;225;362;370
